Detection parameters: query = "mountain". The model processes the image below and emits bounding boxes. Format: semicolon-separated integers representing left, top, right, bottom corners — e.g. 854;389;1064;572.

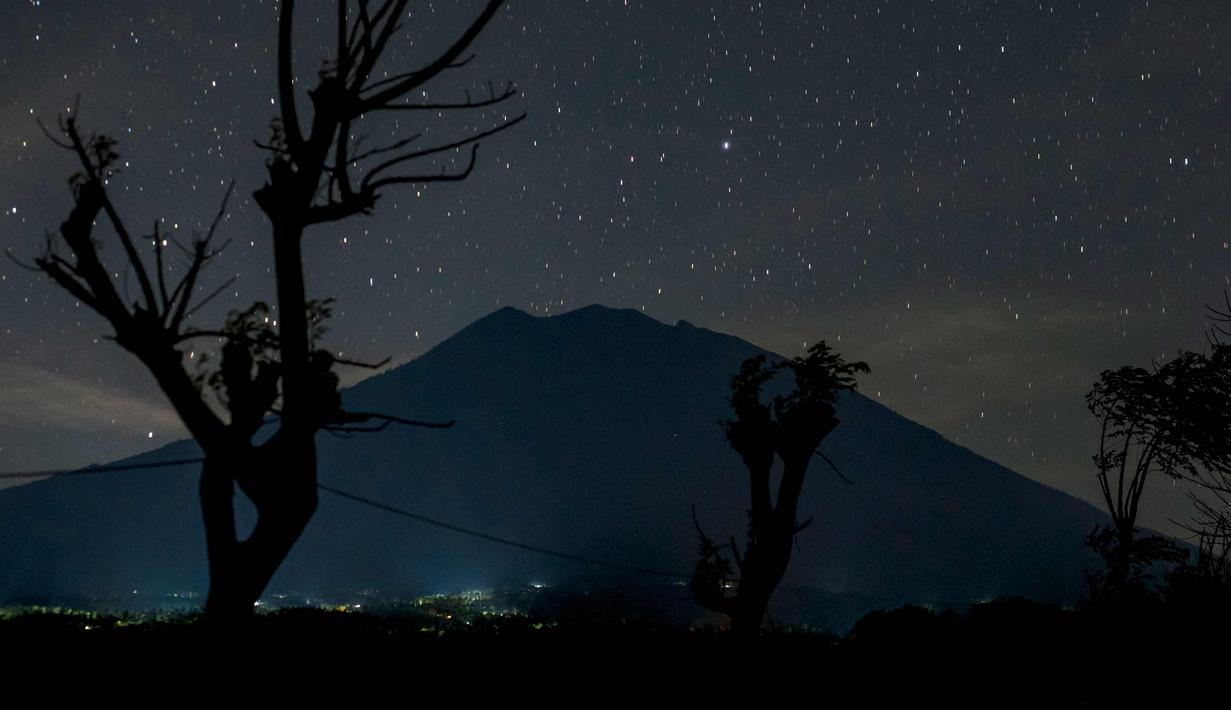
0;305;1109;629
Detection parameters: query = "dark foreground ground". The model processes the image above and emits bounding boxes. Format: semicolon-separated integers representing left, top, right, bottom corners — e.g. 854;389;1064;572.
4;593;1228;699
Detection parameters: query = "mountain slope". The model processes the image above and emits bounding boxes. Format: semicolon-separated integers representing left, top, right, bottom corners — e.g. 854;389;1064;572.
0;305;1108;627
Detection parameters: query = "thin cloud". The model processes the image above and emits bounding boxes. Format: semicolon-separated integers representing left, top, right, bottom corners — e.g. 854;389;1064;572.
0;361;183;437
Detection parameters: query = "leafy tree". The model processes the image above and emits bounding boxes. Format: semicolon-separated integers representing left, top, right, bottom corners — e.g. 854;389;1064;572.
1161;296;1231;609
1165;511;1231;623
691;342;868;636
1084;347;1231;599
14;0;522;620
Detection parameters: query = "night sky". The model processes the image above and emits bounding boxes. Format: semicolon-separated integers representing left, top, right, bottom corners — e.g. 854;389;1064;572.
2;1;1228;536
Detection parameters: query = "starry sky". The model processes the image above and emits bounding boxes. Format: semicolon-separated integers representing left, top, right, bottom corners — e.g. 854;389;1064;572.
2;0;1229;536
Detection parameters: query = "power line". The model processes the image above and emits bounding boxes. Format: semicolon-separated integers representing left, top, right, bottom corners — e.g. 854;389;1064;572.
0;457;690;579
316;483;687;579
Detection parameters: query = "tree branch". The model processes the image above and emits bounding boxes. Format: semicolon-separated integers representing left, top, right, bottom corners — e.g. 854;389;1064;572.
151;222;171;313
4;248;43;273
278;0;305;153
164;183;234;331
347;133;422;165
360;53;476;96
354;0;506;114
64;117;159;314
303;192;378;226
347;0;410;94
363;143;481;191
368;80;516;112
181;275;238;322
361;112;525;190
35;117;74;149
333;355;391;369
34;257;103;312
336;411;455;429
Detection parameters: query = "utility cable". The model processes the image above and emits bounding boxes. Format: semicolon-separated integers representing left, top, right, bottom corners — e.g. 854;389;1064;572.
0;457;690;579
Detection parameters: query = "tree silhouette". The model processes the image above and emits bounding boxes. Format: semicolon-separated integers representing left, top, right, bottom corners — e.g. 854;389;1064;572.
691;342;868;636
1084;348;1231;599
1161;293;1231;601
13;0;522;620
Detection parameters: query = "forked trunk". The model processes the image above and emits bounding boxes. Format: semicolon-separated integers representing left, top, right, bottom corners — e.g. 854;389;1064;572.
728;510;795;637
198;438;318;621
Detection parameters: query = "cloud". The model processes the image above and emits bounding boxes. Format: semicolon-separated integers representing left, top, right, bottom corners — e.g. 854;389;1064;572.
0;361;184;438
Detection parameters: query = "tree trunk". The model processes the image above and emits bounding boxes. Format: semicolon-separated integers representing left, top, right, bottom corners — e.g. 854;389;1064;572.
196;183;320;622
728;511;795;637
730;571;776;637
199;438;318;622
1110;525;1135;595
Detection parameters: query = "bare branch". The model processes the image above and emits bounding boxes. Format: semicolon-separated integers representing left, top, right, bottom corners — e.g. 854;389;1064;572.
338;411;455;429
64;117;159;314
346;0;370;58
303;192;377;226
4;248;43;272
277;0;305;152
360;53;475;96
168;243;208;332
46;252;88;281
172;329;236;344
35;117;74;149
180;274;238;322
348;0;410;94
369;80;517;112
172;329;274;350
161;182;235;330
333;355;391;369
347;132;422;164
337;0;349;88
346;0;386;74
355;0;506;113
362;112;525;190
34;257;102;312
46;177;129;323
324;421;391;434
205;181;236;246
1210;291;1231;322
364;143;481;191
332;103;356;203
150;222;173;315
253;139;291;156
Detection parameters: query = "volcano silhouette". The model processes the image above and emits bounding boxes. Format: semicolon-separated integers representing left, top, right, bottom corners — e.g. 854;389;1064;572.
0;305;1107;629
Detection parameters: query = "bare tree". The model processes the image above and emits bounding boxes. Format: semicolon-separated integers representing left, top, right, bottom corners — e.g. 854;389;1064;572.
13;0;523;620
691;343;867;636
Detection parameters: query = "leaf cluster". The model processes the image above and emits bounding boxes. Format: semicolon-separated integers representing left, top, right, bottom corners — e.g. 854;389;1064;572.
726;341;869;438
192;298;337;429
1088;345;1231;483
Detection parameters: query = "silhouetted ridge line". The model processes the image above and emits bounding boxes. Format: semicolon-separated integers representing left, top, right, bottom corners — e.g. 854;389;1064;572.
0;458;689;579
0;458;204;480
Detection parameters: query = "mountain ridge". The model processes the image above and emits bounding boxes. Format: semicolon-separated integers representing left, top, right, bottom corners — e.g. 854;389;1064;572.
0;304;1110;629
